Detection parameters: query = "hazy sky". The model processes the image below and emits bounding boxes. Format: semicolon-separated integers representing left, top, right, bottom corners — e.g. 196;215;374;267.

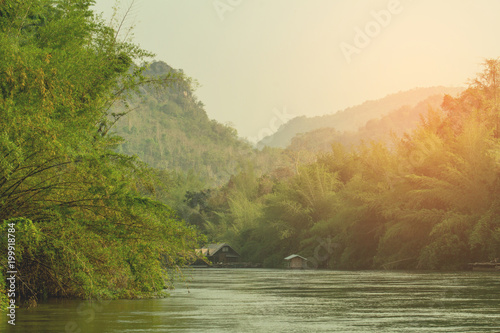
92;0;500;142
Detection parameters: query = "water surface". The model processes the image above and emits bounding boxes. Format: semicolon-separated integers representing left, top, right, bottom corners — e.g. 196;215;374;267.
2;269;500;332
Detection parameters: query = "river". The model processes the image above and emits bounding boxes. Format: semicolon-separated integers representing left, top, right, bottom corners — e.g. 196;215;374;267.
2;269;500;332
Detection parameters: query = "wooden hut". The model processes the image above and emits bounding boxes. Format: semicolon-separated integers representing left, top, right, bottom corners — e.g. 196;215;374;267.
284;254;308;269
199;243;240;264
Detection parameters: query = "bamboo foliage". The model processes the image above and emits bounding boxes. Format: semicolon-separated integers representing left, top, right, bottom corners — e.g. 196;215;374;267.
0;0;202;308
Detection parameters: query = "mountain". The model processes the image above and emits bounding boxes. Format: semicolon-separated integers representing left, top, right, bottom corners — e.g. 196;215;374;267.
111;63;462;186
287;94;448;152
257;86;464;149
112;61;288;186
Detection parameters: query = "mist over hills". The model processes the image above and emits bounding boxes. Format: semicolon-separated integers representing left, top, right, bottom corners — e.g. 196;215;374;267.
111;61;464;187
257;86;464;149
287;94;451;152
112;61;288;186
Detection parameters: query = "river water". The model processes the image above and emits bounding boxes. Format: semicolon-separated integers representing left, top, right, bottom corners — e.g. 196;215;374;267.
2;269;500;332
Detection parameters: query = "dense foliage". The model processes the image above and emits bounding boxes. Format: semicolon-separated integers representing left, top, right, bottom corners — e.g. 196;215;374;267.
0;0;202;309
202;60;500;270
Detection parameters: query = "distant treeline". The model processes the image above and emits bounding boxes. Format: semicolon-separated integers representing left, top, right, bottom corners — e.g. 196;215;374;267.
195;60;500;270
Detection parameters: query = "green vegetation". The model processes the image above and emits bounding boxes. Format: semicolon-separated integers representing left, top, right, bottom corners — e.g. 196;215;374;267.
111;60;290;187
0;0;202;309
106;60;293;234
1;0;498;313
201;60;500;270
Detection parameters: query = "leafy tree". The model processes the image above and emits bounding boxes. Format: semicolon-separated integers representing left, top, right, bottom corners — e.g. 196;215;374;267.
0;0;202;307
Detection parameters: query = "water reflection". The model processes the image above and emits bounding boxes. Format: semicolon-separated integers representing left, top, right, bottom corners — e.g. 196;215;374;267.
2;269;500;332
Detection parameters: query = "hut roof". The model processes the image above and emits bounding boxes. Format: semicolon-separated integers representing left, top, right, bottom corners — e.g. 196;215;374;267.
203;243;240;256
284;254;308;261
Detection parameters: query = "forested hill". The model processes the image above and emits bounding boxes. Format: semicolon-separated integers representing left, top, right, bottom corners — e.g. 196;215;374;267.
112;66;462;185
112;61;284;186
287;94;447;152
258;86;464;148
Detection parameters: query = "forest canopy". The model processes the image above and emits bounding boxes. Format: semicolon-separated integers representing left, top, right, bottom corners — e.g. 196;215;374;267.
0;0;202;309
198;59;500;270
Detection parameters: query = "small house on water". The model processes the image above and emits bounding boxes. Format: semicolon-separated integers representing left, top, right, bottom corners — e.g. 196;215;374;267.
284;254;308;269
198;243;240;265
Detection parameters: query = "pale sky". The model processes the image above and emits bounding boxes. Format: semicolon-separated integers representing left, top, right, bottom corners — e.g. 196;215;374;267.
92;0;500;142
